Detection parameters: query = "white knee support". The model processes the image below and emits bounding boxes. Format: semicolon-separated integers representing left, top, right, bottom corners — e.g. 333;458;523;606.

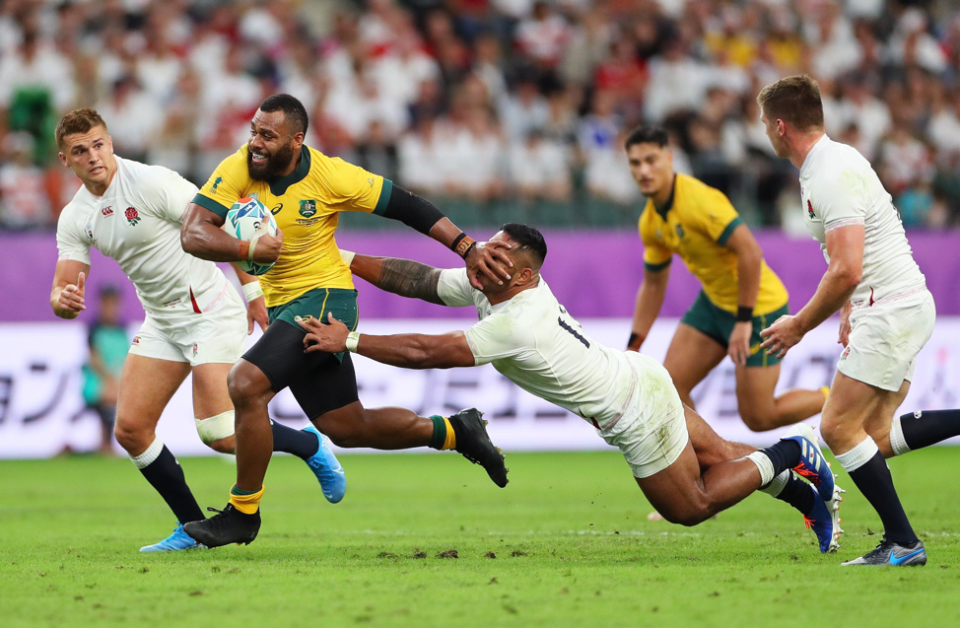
196;410;235;445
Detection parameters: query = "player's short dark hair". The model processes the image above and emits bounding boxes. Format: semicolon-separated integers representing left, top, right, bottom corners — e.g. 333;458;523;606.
757;74;824;131
259;93;309;136
501;223;547;269
55;108;108;150
624;125;669;151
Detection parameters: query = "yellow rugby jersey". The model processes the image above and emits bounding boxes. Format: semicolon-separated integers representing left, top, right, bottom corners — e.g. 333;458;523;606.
639;173;788;315
194;145;390;307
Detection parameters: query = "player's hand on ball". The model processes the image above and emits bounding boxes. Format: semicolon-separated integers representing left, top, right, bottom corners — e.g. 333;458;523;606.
247;295;269;334
59;271;87;313
759;314;804;359
728;321;752;366
466;240;513;290
298;312;349;353
252;225;283;264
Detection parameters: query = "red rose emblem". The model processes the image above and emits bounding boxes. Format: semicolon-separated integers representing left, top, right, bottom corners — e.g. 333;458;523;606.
124;206;142;226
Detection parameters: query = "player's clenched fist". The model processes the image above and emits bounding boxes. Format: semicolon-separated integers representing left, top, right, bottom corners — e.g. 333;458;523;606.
58;271;87;315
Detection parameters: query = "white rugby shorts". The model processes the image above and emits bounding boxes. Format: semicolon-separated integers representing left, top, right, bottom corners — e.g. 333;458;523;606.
838;287;935;391
129;286;248;367
596;352;688;479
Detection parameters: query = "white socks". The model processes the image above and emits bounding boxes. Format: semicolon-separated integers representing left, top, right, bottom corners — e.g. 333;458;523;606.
758;470;790;496
889;415;911;456
834;436;879;473
130;436;164;469
746;451;775;486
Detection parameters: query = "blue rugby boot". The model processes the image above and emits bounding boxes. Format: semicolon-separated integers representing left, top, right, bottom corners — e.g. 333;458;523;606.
302;424;346;503
804;483;845;553
842;538;927;566
783;423;835;502
139;523;206;552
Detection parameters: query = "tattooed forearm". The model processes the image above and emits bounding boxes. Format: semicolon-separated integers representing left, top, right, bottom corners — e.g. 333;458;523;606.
378;258;445;305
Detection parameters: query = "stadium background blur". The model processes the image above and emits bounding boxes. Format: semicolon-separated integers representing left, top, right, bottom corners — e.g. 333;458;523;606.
0;0;958;232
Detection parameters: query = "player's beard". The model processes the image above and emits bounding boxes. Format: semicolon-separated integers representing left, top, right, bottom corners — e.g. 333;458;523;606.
248;142;297;181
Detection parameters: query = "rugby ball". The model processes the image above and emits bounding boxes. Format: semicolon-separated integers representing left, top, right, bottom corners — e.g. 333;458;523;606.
226;197;278;276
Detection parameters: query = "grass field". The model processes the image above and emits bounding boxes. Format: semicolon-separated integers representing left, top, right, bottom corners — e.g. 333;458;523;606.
4;449;960;627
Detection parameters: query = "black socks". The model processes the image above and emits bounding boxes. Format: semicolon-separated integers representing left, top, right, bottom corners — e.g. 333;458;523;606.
760;439;802;477
896;409;960;452
138;444;204;524
270;420;319;459
847;451;918;546
775;473;817;516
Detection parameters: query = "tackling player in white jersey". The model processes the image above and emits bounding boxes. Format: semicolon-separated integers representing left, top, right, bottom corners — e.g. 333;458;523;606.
50;109;346;552
297;224;841;547
758;75;960;566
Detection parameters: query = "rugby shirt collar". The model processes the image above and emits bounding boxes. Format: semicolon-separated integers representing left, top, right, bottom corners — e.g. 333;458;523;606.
268;145;311;196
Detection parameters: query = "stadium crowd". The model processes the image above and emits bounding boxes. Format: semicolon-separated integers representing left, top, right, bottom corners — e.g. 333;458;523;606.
0;0;958;231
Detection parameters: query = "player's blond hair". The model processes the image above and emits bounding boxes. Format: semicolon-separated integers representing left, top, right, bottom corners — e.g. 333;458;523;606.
757;75;824;132
55;108;108;150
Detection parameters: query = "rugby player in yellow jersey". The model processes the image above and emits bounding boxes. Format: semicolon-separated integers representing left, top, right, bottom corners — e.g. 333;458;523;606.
625;126;828;433
177;94;512;547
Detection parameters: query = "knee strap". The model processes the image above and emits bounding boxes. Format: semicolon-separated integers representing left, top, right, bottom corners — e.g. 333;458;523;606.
196;410;235;445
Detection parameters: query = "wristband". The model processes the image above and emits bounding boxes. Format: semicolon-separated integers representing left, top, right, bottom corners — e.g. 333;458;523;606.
345;331;360;353
452;234;475;259
238;240;250;261
737;306;753;323
241;281;264;302
339;249;356;267
628;332;644;348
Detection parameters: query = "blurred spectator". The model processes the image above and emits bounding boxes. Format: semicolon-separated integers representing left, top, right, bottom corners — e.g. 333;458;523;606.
0;133;50;229
95;76;164;163
0;0;958;230
509;130;572;202
80;285;128;456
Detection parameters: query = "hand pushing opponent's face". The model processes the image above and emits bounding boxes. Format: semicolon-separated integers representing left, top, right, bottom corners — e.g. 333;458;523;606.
474;231;540;295
247;109;304;181
626;142;674;198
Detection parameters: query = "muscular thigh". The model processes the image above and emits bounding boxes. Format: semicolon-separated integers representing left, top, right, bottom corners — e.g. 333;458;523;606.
243;319;360;420
663;323;727;394
192;362;234;420
116;354;191;427
633;438;703;521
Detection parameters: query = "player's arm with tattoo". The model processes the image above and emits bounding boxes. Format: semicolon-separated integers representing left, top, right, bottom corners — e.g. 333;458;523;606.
298;313;475;369
344;252;445;305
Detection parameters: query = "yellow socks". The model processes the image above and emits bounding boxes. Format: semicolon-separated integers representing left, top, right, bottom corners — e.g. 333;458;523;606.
229;484;264;515
442;417;457;450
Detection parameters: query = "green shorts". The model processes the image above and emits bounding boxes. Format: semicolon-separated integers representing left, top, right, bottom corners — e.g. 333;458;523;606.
680;291;788;368
268;288;359;360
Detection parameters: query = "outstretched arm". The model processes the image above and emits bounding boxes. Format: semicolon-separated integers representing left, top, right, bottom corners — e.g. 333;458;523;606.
344;251;446;305
298;313;475;369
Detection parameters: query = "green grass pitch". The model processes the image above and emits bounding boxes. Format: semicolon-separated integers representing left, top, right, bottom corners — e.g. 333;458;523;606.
4;449;960;627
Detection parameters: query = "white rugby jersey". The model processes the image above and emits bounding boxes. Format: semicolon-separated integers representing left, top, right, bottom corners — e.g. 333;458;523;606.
56;156;229;317
438;269;636;429
799;135;925;304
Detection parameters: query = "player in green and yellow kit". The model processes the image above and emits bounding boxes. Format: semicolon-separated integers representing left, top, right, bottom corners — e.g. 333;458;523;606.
179;94;511;547
624;126;828;435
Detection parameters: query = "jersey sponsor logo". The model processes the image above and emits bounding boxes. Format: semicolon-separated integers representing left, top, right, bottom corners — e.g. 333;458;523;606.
299;200;317;218
124;206;141;226
211;176;223;194
101;206;114;217
655;229;663;241
85;224;93;239
840;346;851;361
367;177;375;189
132;335;141;346
675;225;685;238
807;200;816;219
192;342;198;357
271;203;283;215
